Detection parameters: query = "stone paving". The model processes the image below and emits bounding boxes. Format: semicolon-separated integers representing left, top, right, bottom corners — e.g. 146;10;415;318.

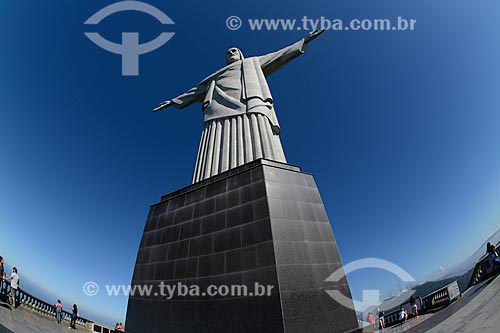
0;302;74;333
423;275;499;333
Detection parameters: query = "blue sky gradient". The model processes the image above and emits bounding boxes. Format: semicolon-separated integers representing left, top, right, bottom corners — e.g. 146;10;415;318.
1;0;499;326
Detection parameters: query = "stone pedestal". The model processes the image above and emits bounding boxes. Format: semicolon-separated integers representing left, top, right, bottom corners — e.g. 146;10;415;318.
126;159;358;332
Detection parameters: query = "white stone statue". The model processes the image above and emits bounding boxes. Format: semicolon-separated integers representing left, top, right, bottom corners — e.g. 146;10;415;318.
154;30;325;183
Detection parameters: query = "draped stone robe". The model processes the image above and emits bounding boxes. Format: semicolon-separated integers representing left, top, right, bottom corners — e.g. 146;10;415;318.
170;39;307;183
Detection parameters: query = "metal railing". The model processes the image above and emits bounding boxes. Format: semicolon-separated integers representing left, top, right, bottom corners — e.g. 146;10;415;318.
420;280;461;312
379;280;460;328
0;279;122;332
381;296;422;327
467;242;500;289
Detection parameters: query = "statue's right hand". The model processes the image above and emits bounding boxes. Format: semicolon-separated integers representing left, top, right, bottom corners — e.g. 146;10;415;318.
304;28;326;44
153;100;173;112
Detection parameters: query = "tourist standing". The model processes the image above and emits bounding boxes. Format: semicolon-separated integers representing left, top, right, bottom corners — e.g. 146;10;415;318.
367;312;375;328
70;304;78;329
399;307;406;323
377;308;385;329
5;267;19;308
487;242;500;270
55;300;63;324
412;302;418;318
410;296;419;318
0;256;5;297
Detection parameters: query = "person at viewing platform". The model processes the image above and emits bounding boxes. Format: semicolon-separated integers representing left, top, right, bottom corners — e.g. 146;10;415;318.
4;267;19;308
70;303;78;329
410;296;419;318
377;308;385;329
486;242;500;270
412;302;419;318
54;300;63;324
399;307;409;323
486;242;497;255
398;307;406;323
0;256;4;296
367;312;375;328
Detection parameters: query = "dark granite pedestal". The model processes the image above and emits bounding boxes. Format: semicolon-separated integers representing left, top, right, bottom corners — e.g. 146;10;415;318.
126;159;358;333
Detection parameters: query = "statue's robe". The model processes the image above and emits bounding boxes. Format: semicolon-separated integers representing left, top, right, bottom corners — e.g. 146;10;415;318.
170;39;307;183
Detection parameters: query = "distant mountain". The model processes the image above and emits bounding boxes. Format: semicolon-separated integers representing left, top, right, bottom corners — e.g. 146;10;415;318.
363;289;416;314
413;268;473;298
359;269;474;320
443;228;500;279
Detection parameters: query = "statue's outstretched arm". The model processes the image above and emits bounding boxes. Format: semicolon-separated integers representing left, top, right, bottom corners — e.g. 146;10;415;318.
259;29;325;77
153;84;206;112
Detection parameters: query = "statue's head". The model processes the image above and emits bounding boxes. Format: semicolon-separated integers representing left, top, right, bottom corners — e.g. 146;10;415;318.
225;47;244;64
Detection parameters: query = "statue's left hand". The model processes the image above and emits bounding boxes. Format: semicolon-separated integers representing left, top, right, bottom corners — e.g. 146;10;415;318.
304;29;326;44
153;100;173;112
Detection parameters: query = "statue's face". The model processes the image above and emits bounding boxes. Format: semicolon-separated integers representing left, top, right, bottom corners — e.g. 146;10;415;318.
226;47;242;64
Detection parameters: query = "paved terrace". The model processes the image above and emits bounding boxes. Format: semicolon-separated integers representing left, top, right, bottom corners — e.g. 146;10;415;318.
0;299;116;333
0;302;73;333
376;274;499;333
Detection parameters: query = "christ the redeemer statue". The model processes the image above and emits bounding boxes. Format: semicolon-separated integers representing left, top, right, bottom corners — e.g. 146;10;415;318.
154;29;325;183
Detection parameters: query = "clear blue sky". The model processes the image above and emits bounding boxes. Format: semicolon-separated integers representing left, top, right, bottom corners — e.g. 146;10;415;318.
1;0;499;326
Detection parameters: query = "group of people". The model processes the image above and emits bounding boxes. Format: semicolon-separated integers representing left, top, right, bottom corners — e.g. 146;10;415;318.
367;301;419;330
53;299;79;329
366;308;386;330
397;302;418;323
115;322;125;331
1;255;80;329
0;256;20;308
